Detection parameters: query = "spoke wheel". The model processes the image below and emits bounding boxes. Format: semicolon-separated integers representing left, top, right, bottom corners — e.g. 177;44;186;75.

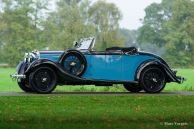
62;52;86;76
123;84;142;93
140;66;166;93
29;67;57;94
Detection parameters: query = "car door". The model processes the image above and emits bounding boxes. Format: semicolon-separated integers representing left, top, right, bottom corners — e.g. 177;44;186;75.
81;53;107;80
105;54;123;80
82;52;123;81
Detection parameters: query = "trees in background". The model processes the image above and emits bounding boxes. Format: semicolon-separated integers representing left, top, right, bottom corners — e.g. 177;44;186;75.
1;0;194;68
42;0;96;50
43;0;123;50
118;29;138;47
88;0;122;50
138;0;194;67
0;0;48;65
0;0;123;66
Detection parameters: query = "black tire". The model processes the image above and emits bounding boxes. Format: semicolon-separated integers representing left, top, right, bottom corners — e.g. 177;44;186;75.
18;80;33;93
140;66;166;93
123;84;142;93
17;62;33;93
29;67;57;94
61;51;87;76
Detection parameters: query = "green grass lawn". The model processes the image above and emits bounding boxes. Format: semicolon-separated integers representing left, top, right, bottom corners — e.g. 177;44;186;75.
0;68;193;92
0;96;193;129
0;68;194;129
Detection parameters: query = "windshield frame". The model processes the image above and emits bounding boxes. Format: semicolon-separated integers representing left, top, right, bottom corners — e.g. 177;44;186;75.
74;37;95;51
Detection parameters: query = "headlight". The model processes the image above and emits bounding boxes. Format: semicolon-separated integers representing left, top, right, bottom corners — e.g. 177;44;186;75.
24;50;40;63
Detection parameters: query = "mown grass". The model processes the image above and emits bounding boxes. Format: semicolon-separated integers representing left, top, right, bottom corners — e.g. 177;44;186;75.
0;96;193;129
0;68;194;92
0;68;194;129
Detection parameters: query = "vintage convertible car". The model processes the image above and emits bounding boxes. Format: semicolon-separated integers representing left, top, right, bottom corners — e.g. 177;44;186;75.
11;37;184;94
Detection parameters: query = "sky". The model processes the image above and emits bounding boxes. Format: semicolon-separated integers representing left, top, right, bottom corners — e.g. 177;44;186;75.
49;0;162;30
93;0;162;30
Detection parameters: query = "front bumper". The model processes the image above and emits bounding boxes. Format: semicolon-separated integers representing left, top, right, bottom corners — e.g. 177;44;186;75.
10;74;26;79
10;61;26;80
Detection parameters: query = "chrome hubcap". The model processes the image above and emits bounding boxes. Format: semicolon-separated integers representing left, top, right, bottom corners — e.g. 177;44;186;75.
152;78;157;83
70;62;76;67
42;78;47;83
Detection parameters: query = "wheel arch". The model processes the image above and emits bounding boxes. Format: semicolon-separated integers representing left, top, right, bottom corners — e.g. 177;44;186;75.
17;61;33;92
135;60;178;83
17;61;27;74
25;59;60;75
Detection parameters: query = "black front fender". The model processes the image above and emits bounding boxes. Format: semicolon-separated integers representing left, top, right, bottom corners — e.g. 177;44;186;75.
25;59;59;74
135;60;183;84
25;59;88;83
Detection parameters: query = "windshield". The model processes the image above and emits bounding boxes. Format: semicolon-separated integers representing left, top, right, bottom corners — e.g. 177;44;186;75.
75;37;95;50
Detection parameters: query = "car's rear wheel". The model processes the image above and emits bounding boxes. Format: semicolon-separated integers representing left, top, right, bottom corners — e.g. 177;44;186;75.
17;62;33;93
140;66;166;93
29;67;57;94
123;84;142;93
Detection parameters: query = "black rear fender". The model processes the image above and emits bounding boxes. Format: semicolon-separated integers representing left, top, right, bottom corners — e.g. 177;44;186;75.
135;60;181;83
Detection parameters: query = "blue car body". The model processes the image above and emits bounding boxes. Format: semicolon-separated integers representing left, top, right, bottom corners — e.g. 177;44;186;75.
40;52;157;81
11;37;184;93
83;55;157;81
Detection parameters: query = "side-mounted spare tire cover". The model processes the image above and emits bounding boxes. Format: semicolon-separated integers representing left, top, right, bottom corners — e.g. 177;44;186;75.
59;50;87;76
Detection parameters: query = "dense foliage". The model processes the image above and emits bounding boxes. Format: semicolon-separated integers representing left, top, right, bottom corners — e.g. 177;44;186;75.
0;0;123;66
0;0;194;68
138;0;194;67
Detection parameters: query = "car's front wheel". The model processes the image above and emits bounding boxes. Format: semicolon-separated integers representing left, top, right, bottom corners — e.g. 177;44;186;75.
140;66;166;93
29;66;57;94
18;79;33;93
123;84;142;93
